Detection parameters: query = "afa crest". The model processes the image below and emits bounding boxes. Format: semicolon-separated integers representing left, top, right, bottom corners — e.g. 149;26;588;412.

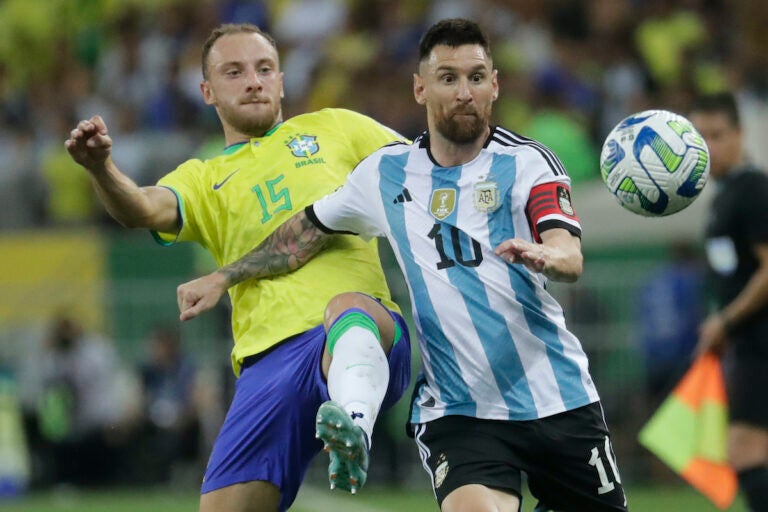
473;179;500;213
286;135;319;158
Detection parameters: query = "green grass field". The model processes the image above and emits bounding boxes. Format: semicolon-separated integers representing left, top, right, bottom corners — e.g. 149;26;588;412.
0;483;747;511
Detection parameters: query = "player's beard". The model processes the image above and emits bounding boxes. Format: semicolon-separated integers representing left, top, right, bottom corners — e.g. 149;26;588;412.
220;100;282;138
435;106;489;144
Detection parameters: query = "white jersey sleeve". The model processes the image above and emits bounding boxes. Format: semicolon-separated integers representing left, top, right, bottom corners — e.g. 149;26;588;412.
308;151;387;240
493;131;581;241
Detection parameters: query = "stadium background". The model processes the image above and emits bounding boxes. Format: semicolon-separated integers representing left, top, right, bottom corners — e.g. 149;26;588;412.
0;0;766;510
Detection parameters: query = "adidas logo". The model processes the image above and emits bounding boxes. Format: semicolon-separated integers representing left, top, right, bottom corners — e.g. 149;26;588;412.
420;397;436;408
393;188;413;204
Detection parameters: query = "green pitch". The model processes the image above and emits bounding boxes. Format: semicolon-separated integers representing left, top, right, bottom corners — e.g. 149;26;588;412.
1;484;747;511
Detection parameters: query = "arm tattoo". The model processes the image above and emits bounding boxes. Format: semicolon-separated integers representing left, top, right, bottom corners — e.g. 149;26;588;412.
220;211;330;286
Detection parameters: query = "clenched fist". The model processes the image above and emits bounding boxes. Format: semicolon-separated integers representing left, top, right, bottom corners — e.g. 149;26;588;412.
65;115;113;172
177;271;230;322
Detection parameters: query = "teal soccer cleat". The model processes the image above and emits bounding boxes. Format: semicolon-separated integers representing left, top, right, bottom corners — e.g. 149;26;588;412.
315;400;369;494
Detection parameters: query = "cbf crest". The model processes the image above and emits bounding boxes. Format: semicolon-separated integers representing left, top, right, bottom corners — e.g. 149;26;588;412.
430;188;456;220
473;178;500;213
286;135;319;158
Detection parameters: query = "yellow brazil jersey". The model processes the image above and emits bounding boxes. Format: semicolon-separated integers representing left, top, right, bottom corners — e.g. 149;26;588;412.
153;108;406;375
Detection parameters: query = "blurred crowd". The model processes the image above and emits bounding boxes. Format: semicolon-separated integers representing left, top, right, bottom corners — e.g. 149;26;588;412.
0;0;766;230
15;314;211;489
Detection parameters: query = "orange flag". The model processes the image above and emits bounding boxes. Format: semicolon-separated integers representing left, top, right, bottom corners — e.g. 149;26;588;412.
638;353;737;509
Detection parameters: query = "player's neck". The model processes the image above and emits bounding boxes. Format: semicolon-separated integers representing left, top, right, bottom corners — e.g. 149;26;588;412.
222;117;283;146
428;126;489;167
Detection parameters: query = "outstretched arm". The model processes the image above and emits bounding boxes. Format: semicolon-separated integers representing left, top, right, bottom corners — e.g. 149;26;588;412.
65;115;178;231
494;228;583;282
177;210;331;321
696;242;768;356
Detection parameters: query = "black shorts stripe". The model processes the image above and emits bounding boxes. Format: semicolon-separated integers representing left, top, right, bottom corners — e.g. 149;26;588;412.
413;424;437;497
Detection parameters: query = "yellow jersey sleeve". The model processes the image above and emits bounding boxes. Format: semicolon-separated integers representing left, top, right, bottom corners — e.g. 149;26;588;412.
325;108;405;165
151;159;208;247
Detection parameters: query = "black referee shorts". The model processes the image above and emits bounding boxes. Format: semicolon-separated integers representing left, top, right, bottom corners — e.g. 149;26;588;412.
413;402;628;512
723;349;768;428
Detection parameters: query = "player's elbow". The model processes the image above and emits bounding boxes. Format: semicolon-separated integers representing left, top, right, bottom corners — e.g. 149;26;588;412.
566;252;584;281
116;216;142;229
558;268;582;283
113;212;153;230
555;233;583;282
104;209;141;229
549;252;583;283
116;207;177;232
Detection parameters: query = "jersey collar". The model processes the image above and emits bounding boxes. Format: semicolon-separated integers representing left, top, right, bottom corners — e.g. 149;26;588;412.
221;122;284;155
419;128;495;167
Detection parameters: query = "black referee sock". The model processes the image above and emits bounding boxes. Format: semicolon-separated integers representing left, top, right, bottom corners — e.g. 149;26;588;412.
738;466;768;512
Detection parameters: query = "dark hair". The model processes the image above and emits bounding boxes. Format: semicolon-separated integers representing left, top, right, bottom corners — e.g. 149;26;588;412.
201;23;277;79
689;92;740;128
418;19;491;63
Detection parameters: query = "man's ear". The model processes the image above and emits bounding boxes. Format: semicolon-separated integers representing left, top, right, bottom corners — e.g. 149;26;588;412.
201;81;215;106
414;73;426;105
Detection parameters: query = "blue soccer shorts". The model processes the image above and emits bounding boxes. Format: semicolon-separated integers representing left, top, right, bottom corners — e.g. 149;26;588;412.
201;310;411;511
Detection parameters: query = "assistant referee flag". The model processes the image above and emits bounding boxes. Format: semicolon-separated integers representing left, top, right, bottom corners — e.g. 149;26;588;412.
638;353;736;509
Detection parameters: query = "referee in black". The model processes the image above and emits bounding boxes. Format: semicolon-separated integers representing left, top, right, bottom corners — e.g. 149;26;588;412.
690;92;768;511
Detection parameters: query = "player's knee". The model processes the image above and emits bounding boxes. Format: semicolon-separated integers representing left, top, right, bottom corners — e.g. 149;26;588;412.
324;292;366;325
324;293;395;349
199;480;280;512
441;484;520;512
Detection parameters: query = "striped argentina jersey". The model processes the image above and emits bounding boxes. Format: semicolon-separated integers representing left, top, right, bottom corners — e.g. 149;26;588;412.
309;126;600;423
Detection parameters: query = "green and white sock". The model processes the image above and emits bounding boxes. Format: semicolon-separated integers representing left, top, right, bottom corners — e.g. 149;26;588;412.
326;309;389;446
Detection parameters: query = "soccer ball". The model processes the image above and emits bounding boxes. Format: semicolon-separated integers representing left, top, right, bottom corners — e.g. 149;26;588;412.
599;109;710;216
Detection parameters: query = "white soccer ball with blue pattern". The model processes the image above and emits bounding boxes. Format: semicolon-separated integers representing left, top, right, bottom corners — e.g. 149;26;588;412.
600;109;710;216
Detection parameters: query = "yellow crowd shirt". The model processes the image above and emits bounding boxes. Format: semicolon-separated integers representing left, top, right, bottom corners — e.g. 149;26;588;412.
153;109;405;375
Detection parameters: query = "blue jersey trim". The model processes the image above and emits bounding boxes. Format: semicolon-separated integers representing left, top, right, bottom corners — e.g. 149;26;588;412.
379;153;474;415
487;157;589;408
222;141;247;155
150;185;184;246
440;155;537;416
